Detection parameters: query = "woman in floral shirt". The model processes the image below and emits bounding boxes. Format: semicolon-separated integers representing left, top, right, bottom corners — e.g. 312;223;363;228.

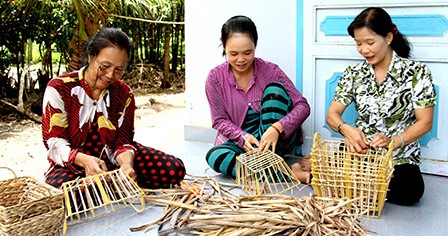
42;28;185;189
326;7;436;205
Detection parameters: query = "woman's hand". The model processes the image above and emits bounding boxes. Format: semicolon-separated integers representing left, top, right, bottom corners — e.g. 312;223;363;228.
259;126;280;153
116;151;137;181
120;162;137;181
74;153;108;176
243;134;260;151
327;102;369;153
370;133;392;149
341;124;370;154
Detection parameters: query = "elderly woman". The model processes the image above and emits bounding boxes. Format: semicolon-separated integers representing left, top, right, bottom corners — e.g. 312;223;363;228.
42;27;185;189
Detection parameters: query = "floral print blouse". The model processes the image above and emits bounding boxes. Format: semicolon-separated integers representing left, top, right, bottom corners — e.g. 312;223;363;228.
334;53;436;165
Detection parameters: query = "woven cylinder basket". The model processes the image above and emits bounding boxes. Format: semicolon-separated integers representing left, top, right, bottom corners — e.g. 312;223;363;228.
310;133;394;218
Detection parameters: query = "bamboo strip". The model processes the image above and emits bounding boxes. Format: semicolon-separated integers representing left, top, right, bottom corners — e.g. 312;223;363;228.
131;176;369;235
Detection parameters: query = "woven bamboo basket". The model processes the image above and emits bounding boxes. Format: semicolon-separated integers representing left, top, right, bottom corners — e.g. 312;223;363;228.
236;149;302;195
0;167;64;235
61;168;145;235
0;201;64;236
310;132;394;218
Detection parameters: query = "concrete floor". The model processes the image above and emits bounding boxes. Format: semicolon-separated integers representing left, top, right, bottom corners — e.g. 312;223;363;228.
64;140;448;236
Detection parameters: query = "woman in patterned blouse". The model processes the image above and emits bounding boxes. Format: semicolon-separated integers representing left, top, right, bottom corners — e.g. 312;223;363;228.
42;28;186;189
326;7;436;205
205;16;311;183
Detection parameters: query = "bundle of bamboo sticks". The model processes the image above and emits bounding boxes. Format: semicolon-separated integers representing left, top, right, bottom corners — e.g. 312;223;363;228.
130;176;369;235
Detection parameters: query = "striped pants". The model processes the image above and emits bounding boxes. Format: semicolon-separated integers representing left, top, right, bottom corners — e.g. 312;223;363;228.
206;82;302;177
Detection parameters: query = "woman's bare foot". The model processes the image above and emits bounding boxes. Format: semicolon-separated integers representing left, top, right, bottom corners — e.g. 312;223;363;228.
291;163;310;184
300;155;311;172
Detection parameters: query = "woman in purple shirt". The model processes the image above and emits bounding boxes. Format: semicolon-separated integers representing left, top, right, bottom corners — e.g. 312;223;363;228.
205;15;311;182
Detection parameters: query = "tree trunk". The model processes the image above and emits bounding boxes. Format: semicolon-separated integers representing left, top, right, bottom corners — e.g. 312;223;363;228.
171;24;178;73
67;17;100;72
2;66;41;123
18;67;26;110
0;99;42;123
68;27;86;72
161;25;171;89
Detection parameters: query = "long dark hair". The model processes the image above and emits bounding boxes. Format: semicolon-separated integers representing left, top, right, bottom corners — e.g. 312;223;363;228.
347;7;411;58
82;27;132;66
220;15;258;56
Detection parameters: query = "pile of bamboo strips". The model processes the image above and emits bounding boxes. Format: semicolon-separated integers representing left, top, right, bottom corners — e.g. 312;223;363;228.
130;176;369;235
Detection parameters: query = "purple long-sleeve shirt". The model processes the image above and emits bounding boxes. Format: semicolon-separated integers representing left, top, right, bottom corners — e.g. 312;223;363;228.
205;57;310;148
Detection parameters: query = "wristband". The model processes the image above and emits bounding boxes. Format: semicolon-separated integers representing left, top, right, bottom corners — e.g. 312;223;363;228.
398;134;405;148
271;125;281;134
337;121;346;134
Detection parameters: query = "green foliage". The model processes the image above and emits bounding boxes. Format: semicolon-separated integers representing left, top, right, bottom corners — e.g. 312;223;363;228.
108;0;185;71
0;0;185;104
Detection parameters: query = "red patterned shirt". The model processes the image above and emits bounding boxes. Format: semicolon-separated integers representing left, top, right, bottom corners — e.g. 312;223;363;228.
42;67;136;173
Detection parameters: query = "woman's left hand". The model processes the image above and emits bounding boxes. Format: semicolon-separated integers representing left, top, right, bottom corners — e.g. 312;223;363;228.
116;152;137;181
259;126;280;153
120;162;137;181
370;133;391;148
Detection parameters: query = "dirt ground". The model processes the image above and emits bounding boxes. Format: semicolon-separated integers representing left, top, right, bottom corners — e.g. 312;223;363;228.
0;92;186;182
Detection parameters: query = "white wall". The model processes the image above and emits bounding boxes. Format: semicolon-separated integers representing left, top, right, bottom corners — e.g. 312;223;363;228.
185;0;297;135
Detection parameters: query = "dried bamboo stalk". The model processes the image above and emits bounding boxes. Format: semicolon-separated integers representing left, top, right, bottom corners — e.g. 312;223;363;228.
132;176;369;235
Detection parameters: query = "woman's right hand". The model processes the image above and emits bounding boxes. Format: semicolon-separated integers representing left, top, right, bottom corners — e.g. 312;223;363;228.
243;134;260;151
74;153;108;176
327;101;369;154
341;124;370;154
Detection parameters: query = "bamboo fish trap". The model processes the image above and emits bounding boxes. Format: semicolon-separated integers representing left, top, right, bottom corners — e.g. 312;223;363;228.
310;132;394;218
61;168;145;235
236;149;302;195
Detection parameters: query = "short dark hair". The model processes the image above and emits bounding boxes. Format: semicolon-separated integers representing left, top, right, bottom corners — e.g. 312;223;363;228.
347;7;411;58
220;15;258;56
82;27;132;65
